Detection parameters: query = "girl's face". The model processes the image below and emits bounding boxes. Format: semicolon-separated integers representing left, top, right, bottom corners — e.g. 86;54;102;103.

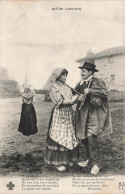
24;88;30;92
58;73;67;83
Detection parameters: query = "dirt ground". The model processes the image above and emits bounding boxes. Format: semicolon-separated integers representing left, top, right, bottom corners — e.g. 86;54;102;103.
0;94;124;177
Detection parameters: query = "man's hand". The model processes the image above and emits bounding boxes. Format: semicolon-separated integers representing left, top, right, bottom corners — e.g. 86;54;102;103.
84;88;91;95
78;94;85;101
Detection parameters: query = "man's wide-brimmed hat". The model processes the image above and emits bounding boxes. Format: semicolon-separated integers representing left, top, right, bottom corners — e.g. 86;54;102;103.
78;62;98;72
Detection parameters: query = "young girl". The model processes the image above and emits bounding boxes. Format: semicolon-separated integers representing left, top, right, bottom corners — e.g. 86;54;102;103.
18;84;38;136
44;68;79;172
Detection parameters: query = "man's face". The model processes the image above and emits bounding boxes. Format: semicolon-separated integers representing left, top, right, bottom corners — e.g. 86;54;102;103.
81;68;92;80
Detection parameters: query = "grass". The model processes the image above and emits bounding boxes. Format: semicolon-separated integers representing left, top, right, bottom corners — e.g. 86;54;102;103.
0;95;124;177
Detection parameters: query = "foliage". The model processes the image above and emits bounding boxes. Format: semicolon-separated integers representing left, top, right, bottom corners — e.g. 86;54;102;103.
0;79;20;98
109;90;125;102
34;89;48;94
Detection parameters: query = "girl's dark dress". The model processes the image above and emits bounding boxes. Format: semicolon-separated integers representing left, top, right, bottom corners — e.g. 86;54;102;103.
18;91;38;136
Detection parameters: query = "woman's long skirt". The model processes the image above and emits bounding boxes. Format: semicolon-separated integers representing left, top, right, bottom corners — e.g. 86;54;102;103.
44;137;79;166
18;103;38;136
44;106;79;166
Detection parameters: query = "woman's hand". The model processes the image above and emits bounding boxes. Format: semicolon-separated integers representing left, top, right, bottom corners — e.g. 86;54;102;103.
62;94;79;105
70;94;79;104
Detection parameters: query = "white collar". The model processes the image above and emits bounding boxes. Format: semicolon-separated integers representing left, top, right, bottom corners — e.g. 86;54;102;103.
80;75;93;85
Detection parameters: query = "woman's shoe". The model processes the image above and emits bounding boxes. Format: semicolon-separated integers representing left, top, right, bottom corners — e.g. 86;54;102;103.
56;166;66;172
68;162;73;167
78;159;89;167
91;165;100;175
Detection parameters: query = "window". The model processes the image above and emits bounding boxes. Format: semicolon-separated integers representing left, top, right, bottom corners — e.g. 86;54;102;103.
110;75;115;81
108;56;114;63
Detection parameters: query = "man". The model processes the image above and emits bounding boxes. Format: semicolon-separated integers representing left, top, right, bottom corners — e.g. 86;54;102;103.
75;62;112;174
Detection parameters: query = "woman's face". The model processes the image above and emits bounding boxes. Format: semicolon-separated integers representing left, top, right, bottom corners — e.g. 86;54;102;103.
58;73;67;83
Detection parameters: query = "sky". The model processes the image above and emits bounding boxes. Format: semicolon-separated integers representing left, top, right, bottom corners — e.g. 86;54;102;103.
0;0;125;89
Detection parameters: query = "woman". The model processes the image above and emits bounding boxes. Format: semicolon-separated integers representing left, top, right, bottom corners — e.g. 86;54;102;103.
18;83;38;136
44;68;79;172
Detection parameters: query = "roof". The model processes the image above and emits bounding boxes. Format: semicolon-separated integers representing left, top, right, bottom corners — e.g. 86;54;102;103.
76;45;125;63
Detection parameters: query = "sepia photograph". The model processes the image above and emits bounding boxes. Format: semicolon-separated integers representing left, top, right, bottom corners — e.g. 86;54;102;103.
0;0;125;193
